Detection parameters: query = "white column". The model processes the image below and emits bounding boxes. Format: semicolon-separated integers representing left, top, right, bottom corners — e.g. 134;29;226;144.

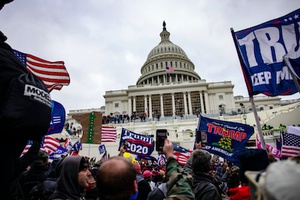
200;91;204;114
183;92;188;116
160;94;164;117
144;95;148;114
128;97;132;116
204;92;209;113
149;95;152;118
188;92;192;115
133;96;136;112
172;93;175;117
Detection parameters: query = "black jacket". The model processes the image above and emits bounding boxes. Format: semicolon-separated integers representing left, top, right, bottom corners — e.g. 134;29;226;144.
192;173;222;200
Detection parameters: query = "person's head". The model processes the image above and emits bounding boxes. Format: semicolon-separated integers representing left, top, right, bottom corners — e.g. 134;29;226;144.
230;165;239;175
96;156;137;200
56;156;91;195
134;162;142;175
86;167;98;191
191;149;212;173
78;156;91;188
33;150;49;168
143;170;152;181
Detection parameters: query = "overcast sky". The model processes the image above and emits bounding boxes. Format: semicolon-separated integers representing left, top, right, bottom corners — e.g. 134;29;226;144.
1;0;299;112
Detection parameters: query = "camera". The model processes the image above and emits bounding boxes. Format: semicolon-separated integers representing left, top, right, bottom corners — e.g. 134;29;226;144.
156;129;168;152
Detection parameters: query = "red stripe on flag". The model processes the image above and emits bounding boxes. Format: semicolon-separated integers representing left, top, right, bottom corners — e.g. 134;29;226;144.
26;54;70;92
101;126;117;142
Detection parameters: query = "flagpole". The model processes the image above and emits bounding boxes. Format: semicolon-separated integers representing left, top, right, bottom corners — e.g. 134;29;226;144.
88;144;91;157
284;56;300;93
250;97;266;149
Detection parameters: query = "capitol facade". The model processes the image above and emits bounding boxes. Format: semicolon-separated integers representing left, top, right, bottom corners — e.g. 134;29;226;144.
103;21;236;119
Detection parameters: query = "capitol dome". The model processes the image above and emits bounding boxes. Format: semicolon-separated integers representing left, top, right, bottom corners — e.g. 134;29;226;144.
136;21;201;85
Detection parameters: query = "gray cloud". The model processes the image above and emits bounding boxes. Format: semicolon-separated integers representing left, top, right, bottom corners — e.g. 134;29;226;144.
1;0;299;112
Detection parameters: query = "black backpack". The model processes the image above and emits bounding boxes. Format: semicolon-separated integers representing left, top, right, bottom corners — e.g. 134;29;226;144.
0;35;51;140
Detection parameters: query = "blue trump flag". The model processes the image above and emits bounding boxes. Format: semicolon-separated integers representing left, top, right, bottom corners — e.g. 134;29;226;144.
49;146;68;159
98;144;106;154
73;141;82;153
198;115;254;163
47;100;66;135
231;8;300;97
119;128;154;156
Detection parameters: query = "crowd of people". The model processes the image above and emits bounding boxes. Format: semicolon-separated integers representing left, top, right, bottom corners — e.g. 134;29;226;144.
3;136;299;200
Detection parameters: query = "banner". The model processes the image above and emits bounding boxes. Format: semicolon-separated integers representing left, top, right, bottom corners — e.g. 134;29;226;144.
119;128;154;156
232;9;300;97
47;100;66;135
198;115;254;163
72;112;102;144
256;134;281;158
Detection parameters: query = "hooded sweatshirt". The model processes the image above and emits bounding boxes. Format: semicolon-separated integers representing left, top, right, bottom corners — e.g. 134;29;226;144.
48;156;85;200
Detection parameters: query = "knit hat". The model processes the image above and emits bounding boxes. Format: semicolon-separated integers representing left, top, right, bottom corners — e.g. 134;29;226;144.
143;170;151;178
79;157;89;171
236;148;269;183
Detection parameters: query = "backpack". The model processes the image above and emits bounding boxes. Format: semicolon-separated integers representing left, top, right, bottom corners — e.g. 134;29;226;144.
0;44;51;140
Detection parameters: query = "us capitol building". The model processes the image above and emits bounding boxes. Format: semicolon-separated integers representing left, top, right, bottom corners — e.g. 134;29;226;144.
66;22;300;157
103;21;236;119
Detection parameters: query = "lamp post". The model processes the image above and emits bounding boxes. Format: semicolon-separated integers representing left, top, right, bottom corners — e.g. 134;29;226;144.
219;105;223;116
240;103;247;124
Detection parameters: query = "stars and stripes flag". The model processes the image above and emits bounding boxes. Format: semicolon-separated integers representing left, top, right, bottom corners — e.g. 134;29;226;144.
281;126;300;157
13;50;70;92
41;135;61;154
166;66;174;73
64;138;73;152
21;140;34;156
172;143;192;166
101;126;117;142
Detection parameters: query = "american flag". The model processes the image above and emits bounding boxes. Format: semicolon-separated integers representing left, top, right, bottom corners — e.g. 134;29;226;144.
13;50;70;92
41;135;61;154
20;140;34;156
281;126;300;157
101;126;117;142
166;66;174;73
172;143;192;166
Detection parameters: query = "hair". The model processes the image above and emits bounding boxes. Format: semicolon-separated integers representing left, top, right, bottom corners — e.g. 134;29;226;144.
96;156;137;200
192;149;212;173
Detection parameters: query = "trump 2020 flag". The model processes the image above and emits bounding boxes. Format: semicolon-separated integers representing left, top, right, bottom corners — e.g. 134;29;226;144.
119;128;154;156
231;9;300;97
47;100;65;135
198;115;254;163
13;50;70;92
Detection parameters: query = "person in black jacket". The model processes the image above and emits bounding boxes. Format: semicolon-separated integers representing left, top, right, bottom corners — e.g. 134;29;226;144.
19;150;50;199
48;156;91;200
185;149;222;200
